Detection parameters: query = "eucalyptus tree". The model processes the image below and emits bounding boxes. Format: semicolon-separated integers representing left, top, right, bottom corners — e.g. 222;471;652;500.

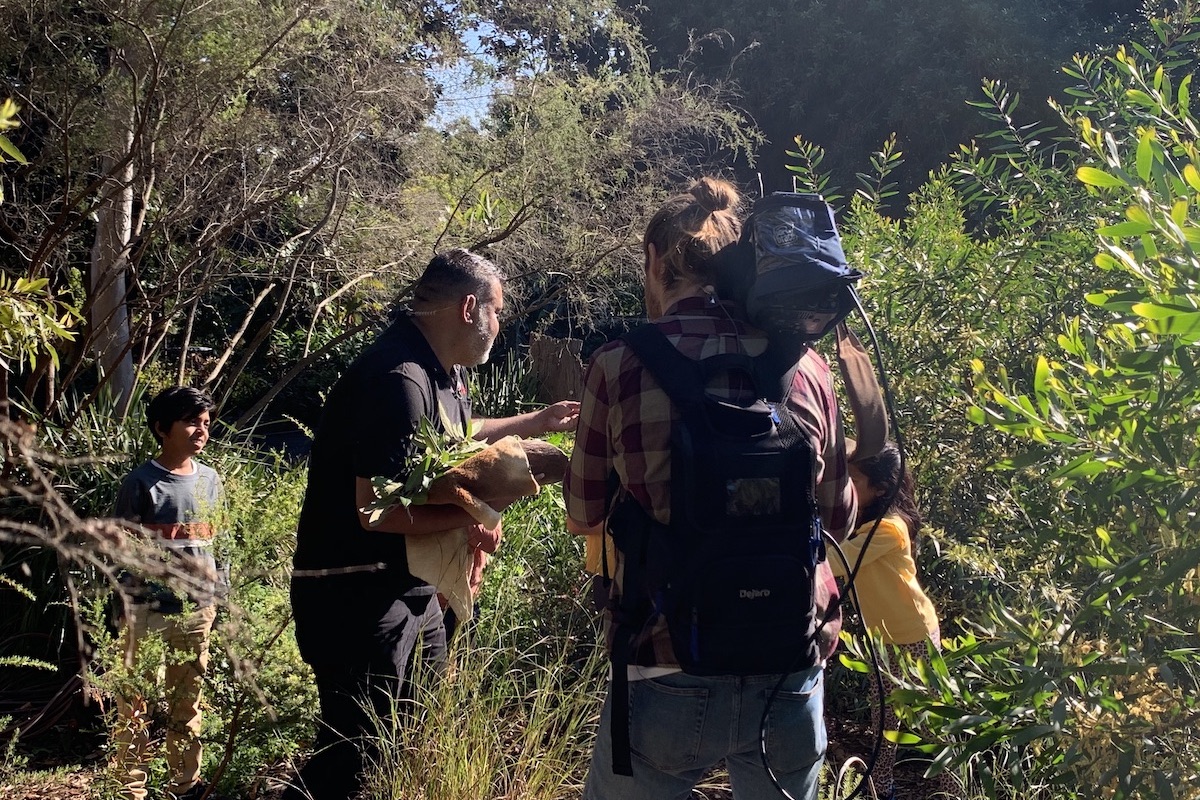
0;0;462;416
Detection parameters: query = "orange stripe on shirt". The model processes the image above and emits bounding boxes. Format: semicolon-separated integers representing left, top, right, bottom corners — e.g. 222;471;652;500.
143;522;216;541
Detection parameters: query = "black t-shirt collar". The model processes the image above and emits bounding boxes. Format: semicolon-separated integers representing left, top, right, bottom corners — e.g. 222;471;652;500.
387;313;467;398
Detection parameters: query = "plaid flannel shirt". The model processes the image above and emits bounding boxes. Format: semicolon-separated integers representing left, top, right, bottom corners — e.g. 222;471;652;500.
564;295;856;668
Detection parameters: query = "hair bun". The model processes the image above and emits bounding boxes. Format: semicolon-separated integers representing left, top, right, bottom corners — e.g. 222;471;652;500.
689;177;738;214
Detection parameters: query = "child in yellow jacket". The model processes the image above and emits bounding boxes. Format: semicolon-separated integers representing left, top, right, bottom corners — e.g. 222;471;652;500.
833;442;954;799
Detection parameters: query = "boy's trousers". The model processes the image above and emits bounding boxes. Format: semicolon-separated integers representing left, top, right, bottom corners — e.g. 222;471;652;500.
112;603;217;800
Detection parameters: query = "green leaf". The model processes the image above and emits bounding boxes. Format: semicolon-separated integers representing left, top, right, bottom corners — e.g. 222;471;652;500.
1171;200;1188;227
1050;455;1109;479
1129;300;1198;319
1131;302;1200;337
1136;128;1154;182
1033;356;1050;415
1011;724;1058;747
884;730;923;745
1126;88;1158;109
943;714;994;734
14;277;49;293
1077;167;1127;189
0;133;26;165
1086;289;1144;313
1184;163;1200;191
837;653;870;673
1097;221;1153;238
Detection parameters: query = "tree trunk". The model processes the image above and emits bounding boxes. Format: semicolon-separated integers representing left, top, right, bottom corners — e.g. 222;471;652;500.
89;108;136;414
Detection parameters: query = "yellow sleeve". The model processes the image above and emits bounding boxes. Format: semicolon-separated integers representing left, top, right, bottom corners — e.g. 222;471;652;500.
830;517;906;577
583;531;618;575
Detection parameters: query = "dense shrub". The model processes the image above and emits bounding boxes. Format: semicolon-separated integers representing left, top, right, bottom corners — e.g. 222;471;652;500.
831;7;1200;798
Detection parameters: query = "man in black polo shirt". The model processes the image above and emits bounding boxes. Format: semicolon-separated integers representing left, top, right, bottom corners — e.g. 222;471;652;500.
285;249;579;800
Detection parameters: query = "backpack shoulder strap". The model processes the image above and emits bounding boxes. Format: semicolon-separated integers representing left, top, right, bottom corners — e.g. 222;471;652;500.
753;340;806;404
622;324;771;406
620;323;705;411
608;323;705;778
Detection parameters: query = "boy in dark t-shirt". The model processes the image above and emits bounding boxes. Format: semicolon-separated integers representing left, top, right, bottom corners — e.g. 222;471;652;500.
110;387;230;800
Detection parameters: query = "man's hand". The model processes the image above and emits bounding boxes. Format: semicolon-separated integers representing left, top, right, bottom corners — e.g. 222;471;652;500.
533;400;580;434
467;520;503;554
467;521;502;598
473;399;581;441
469;548;490;597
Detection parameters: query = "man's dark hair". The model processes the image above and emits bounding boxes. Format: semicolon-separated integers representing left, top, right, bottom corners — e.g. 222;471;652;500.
146;386;216;443
411;249;504;309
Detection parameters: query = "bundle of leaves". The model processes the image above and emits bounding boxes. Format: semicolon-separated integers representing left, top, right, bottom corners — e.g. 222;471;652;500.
363;412;487;526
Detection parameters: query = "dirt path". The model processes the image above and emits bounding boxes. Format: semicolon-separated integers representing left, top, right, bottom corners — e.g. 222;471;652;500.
1;767;94;800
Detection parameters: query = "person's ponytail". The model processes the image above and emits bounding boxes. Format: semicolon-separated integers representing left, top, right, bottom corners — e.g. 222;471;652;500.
645;176;742;287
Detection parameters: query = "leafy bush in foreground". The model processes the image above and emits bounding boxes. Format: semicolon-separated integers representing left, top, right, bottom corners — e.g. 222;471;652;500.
850;10;1200;799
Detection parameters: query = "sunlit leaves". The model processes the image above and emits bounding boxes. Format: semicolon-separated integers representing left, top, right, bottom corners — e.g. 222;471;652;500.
946;8;1200;797
1077;166;1126;188
1097;220;1153;237
1130;301;1200;338
855;133;904;210
784;135;843;204
0;274;79;374
0;97;26;205
1184;163;1200;190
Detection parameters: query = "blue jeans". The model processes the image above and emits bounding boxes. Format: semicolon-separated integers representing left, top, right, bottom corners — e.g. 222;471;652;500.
585;666;827;800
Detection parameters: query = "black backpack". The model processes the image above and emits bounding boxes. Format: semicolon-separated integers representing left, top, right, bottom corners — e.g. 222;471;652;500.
603;323;824;775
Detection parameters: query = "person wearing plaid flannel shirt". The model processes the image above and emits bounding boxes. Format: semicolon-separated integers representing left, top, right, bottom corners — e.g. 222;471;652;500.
565;176;856;800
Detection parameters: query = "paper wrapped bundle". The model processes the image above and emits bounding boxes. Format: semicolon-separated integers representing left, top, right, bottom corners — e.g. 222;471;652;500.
406;436;568;619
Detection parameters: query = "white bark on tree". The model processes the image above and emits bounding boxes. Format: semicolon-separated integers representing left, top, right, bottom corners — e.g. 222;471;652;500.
88;107;136;413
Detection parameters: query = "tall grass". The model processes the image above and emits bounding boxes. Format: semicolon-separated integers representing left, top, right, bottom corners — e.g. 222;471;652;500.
362;628;606;800
471;347;539;419
355;474;605;800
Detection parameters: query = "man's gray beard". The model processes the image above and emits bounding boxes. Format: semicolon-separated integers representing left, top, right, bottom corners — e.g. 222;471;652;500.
469;311;495;366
